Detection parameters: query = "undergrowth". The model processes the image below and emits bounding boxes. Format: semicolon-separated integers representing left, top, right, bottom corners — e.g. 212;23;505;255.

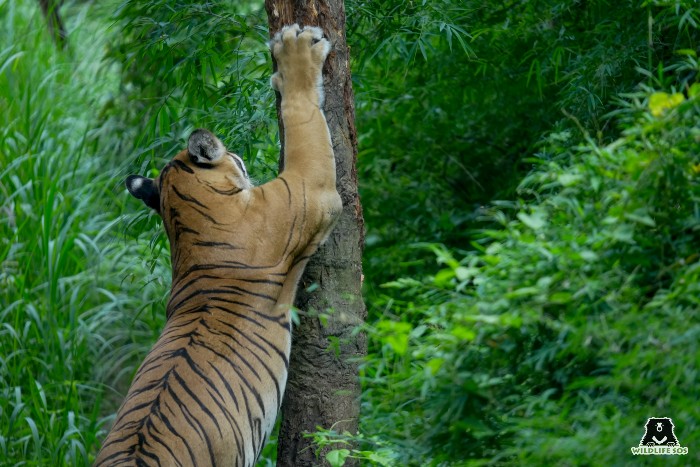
349;66;700;467
1;1;278;465
0;1;169;464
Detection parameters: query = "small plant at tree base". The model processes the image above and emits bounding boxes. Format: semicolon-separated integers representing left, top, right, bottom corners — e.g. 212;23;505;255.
306;426;399;466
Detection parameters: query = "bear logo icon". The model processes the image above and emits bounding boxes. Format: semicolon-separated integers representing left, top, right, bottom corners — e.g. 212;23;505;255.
639;417;679;446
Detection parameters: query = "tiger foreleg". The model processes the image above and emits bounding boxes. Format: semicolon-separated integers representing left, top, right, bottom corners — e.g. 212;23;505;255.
269;25;339;200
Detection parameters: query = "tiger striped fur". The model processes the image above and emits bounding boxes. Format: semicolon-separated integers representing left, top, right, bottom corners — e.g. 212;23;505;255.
94;24;342;466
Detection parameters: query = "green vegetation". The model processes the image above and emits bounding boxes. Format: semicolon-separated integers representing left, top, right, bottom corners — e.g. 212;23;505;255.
0;1;170;463
355;92;700;464
1;0;698;465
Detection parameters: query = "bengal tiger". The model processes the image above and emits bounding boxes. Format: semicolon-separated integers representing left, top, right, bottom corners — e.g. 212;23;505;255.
94;24;342;466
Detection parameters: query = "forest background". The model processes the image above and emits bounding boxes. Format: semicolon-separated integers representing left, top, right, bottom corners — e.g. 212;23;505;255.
1;0;699;465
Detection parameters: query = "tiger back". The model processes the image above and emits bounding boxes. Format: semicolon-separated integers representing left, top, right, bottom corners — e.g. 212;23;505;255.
94;25;342;467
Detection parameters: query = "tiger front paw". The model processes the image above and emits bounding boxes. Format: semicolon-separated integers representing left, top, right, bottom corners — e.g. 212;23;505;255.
270;24;330;104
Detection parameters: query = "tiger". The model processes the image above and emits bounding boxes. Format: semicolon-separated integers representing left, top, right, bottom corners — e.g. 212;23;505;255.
94;24;342;466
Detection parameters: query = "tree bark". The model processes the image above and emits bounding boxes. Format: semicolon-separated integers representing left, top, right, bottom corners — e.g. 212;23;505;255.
264;1;366;466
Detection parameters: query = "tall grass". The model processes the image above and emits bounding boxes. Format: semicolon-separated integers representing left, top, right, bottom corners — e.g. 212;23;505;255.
0;1;170;464
0;0;284;464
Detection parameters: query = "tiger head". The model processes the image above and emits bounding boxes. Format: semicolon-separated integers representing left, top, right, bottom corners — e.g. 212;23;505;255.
125;129;252;214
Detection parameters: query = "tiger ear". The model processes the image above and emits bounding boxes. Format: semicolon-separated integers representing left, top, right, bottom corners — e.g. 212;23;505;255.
188;128;225;164
126;175;160;212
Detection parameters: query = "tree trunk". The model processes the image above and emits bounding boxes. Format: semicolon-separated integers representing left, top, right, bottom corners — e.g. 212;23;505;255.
264;1;366;466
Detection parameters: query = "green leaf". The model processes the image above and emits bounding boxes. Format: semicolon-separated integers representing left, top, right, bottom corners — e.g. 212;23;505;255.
649;92;685;117
367;450;396;466
434;268;455;287
326;449;351;467
675;48;697;57
557;173;582;187
376;321;412;355
624;211;656;227
417;39;428;61
579;250;598;262
517;210;547;230
426;357;445;375
549;291;573;304
610;225;635;243
381;278;423;289
505;286;540;298
455;266;478;281
451;326;476;341
689;83;700;99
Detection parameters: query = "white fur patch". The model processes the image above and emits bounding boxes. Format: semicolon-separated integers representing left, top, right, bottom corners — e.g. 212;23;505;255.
128;177;143;191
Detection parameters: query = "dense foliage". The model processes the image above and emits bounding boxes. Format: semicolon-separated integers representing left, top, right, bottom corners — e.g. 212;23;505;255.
104;0;280;180
350;1;700;465
354;0;700;283
356;93;700;464
0;1;177;462
1;0;698;465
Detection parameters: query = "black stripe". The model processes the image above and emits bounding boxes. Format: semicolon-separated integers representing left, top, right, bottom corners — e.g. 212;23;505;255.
170;208;200;241
146;421;183;466
159;397;199;464
170;356;223;436
95;449;132;465
207;361;241;412
221;284;276;301
171;187;221;225
199;325;264;385
193;241;241;250
225;302;287;331
168;374;218;466
206;363;248;457
192;206;220;224
215;318;288;370
168;288;246;316
201;314;282;383
236;277;284;286
195;335;268;421
228;333;283;410
172;185;208;209
215;319;272;360
172;159;194;174
173;264;285;287
278;176;292;206
253;330;290;370
169;278;224;305
135;439;160;465
239;388;255;461
279;214;298;258
210;305;265;329
206;182;242;195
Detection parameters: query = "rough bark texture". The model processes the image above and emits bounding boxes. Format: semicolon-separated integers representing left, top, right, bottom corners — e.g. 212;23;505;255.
264;1;366;466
